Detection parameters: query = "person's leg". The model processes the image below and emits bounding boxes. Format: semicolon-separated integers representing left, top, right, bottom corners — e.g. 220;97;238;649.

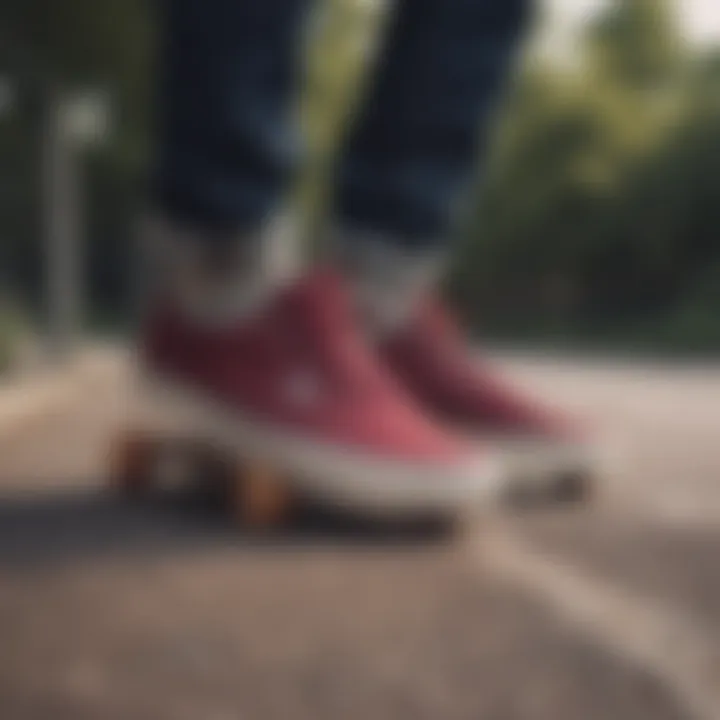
156;0;312;237
335;0;530;251
331;0;530;332
144;0;315;323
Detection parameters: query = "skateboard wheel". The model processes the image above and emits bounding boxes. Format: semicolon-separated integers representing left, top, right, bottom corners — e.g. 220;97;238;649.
110;431;159;496
228;462;293;529
503;477;542;509
551;469;594;504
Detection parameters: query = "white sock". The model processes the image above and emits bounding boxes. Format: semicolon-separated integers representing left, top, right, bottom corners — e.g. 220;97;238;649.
332;227;445;336
140;213;301;326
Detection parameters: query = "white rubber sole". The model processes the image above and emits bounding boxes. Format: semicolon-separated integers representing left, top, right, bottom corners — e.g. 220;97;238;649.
129;374;507;518
483;432;620;499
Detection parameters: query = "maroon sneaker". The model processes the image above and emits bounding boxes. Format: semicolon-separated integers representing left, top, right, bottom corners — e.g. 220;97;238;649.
135;272;503;515
381;297;606;503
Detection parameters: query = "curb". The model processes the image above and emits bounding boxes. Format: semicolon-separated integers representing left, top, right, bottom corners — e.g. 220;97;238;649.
0;347;124;440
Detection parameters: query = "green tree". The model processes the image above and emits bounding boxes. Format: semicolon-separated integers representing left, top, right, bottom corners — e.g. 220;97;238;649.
452;0;713;351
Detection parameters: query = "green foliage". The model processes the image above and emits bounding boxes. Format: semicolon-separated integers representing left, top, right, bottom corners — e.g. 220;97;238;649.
453;0;720;352
587;0;681;89
0;294;29;374
298;0;386;236
1;0;151;89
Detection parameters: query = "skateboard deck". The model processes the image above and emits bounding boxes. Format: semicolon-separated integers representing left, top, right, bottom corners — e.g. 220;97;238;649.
110;424;600;530
109;428;479;534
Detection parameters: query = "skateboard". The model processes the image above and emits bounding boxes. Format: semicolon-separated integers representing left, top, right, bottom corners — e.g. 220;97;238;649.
110;418;601;528
110;430;295;529
110;375;544;530
109;427;482;533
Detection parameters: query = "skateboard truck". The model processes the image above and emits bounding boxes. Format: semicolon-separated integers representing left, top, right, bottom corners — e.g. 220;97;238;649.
110;430;294;529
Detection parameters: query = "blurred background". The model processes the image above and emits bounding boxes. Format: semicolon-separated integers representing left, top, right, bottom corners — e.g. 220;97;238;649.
1;0;720;373
2;4;720;719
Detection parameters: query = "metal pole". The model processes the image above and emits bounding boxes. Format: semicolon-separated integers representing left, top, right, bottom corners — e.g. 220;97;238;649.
43;87;82;363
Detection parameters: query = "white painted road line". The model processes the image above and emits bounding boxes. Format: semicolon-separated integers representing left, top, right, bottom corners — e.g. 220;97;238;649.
475;525;720;720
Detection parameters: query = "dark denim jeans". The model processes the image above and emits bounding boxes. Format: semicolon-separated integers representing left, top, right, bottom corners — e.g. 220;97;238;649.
156;0;530;249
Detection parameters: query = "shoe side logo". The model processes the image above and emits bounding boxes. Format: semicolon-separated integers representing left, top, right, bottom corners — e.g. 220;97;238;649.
283;369;323;408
